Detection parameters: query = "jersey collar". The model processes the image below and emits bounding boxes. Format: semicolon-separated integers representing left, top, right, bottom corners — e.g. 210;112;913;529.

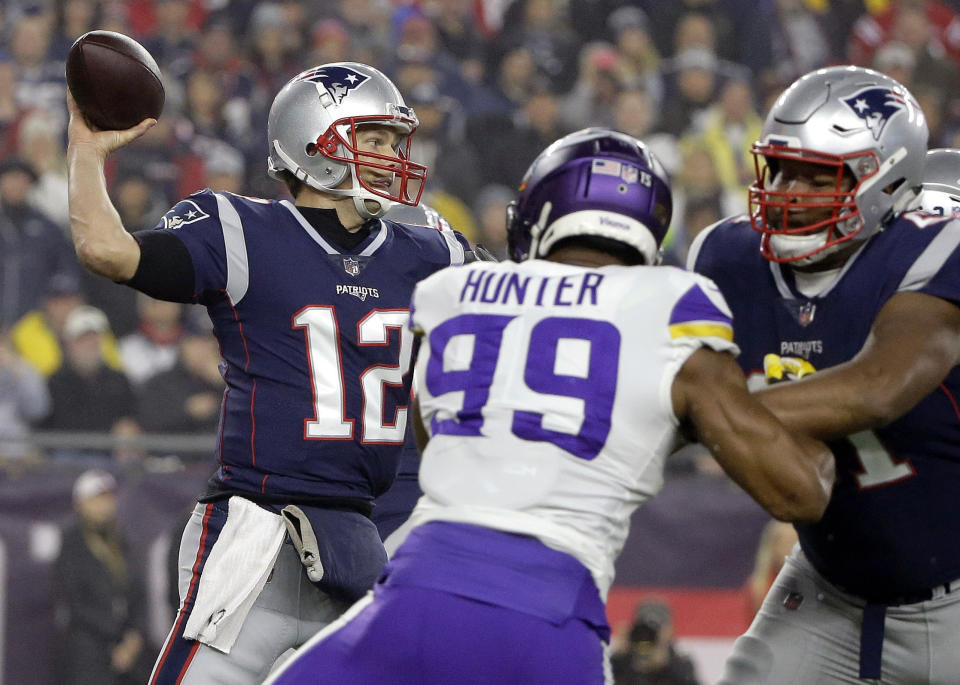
281;200;389;256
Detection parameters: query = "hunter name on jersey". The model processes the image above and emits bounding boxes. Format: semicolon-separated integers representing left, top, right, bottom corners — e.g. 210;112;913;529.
458;268;604;307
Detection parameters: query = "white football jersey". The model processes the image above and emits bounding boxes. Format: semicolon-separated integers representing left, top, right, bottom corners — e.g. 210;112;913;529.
405;259;737;597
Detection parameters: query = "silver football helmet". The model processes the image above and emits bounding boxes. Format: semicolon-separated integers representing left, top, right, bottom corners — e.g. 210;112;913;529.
915;148;960;217
267;62;427;219
750;66;928;265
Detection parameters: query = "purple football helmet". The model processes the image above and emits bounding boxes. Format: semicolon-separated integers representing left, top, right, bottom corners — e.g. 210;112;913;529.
506;127;672;263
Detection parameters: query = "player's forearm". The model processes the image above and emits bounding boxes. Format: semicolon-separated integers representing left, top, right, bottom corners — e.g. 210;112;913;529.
67;143;140;281
681;350;834;522
755;369;886;441
707;404;834;523
759;292;960;440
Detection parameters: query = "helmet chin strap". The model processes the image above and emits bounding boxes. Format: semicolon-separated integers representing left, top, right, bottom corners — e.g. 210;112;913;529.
346;164;394;219
310;167;396;219
354;195;393;219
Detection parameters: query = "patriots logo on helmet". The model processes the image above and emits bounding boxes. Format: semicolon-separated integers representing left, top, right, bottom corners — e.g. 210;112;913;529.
298;66;369;105
842;87;905;141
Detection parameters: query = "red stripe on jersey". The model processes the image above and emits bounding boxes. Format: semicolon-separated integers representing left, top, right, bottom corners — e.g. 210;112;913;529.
941;383;960;422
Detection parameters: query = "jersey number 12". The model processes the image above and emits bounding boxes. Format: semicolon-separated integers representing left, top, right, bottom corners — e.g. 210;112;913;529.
295;306;413;444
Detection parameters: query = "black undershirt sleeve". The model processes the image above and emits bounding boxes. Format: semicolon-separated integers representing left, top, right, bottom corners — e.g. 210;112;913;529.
124;230;197;303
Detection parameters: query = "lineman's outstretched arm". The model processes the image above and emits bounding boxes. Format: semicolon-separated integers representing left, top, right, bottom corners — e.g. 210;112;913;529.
66;91;155;281
673;347;835;523
756;291;960;441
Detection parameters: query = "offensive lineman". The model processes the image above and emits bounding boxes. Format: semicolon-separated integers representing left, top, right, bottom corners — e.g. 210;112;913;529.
66;62;473;685
265;128;835;685
689;67;960;683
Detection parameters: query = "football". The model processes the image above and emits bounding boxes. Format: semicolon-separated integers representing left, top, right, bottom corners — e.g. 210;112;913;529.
66;30;165;131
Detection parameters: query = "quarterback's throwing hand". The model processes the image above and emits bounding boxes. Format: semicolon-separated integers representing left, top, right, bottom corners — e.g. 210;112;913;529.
763;353;816;383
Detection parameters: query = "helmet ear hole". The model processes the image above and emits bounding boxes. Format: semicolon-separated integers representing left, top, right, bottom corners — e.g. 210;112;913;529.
305;142;319;157
882;178;904;196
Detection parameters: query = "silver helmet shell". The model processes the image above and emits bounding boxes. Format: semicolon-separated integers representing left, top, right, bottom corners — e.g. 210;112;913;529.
267;62;427;219
750;65;927;265
915;148;960;217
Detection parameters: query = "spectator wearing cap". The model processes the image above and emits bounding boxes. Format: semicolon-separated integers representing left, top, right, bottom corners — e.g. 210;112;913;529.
54;468;152;684
118;293;186;388
658;46;747;137
17;106;70;230
610;598;701;685
0;156;79;328
40;305;138;442
559;41;630;131
10;273;124;378
873;40;919;88
198;140;247;194
309;18;354;65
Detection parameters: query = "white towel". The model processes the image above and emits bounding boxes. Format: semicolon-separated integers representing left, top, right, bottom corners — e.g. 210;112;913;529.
183;496;286;653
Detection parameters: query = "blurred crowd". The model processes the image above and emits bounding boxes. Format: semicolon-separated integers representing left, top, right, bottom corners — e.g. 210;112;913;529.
3;0;960;464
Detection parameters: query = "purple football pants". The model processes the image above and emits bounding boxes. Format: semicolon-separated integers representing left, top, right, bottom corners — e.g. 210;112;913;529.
267;521;610;685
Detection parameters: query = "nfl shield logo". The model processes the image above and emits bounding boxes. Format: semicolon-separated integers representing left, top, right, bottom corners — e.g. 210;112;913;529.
343;257;360;277
798;302;816;327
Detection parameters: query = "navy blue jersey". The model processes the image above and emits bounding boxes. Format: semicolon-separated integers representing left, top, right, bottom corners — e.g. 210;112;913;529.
690;212;960;601
151;190;467;502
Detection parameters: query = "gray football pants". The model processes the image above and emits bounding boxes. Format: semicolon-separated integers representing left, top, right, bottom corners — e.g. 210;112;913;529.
154;504;350;685
721;546;960;684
